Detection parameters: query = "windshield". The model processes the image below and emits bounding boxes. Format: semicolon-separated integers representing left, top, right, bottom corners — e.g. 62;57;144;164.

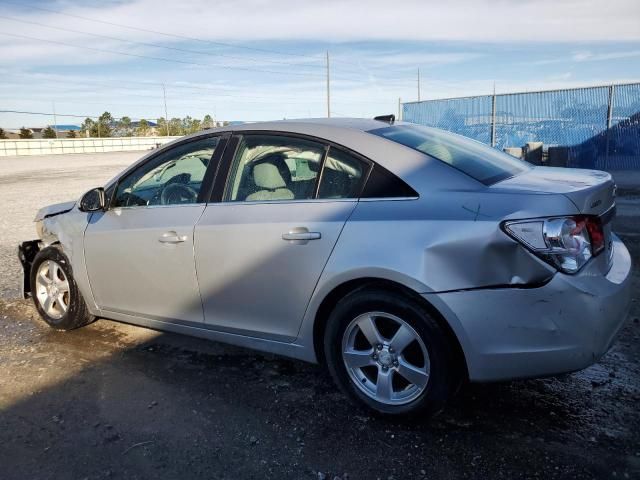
369;124;530;185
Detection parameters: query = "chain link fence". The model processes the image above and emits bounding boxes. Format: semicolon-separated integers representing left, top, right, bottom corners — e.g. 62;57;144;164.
402;82;640;170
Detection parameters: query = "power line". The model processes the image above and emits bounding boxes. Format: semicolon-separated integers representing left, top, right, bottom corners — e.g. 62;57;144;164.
0;14;326;71
0;109;147;120
0;73;396;105
0;1;394;77
0;0;324;61
0;32;325;78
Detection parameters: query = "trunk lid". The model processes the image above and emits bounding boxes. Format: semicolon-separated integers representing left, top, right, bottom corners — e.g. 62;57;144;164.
492;166;616;216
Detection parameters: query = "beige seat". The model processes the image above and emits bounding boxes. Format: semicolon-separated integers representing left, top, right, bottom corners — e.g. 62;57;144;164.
245;163;294;201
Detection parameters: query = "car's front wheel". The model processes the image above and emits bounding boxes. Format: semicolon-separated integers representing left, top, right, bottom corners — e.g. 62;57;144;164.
324;288;458;416
30;246;94;330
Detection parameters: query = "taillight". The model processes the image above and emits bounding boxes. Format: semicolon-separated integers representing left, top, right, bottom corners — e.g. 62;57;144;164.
585;217;605;254
503;215;605;274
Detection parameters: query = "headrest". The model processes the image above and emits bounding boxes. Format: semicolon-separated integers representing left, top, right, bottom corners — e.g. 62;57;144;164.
253;163;286;190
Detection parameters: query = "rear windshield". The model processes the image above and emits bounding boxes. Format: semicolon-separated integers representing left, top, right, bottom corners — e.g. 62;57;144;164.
369;124;530;185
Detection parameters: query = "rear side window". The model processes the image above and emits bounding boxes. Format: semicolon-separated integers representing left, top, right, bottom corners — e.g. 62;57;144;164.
225;134;325;202
369;124;530;185
317;147;369;199
361;164;418;198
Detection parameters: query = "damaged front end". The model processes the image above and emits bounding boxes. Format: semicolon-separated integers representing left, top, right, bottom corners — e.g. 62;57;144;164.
18;200;78;298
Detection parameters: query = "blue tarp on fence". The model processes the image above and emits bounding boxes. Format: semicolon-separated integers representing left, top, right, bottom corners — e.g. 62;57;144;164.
402;83;640;170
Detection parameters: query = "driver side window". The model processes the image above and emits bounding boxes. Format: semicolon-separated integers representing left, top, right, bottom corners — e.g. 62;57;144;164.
113;137;218;208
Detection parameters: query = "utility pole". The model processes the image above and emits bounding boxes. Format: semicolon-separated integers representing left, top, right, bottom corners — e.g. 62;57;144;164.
398;97;402;121
417;68;421;102
162;84;169;136
52;101;58;138
326;51;331;118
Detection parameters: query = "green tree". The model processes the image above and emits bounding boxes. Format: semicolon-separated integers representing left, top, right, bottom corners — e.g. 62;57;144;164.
19;127;33;139
181;116;202;135
95;111;114;137
81;117;95;137
66;130;77;138
116;116;133;137
190;118;202;133
156;117;168;136
202;114;214;129
169;117;183;136
0;127;7;139
42;126;57;138
136;119;150;136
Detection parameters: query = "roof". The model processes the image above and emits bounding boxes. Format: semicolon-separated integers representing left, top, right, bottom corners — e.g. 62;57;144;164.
225;117;394;133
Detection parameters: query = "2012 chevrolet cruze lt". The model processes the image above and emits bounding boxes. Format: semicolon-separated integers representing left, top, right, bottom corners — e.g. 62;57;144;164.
19;118;632;416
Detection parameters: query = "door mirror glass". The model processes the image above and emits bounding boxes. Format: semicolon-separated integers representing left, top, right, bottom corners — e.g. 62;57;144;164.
79;187;105;212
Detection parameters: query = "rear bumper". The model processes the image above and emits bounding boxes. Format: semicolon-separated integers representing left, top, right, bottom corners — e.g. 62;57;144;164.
428;233;633;382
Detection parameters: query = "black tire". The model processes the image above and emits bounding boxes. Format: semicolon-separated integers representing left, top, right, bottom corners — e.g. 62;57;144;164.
324;287;458;417
30;245;95;330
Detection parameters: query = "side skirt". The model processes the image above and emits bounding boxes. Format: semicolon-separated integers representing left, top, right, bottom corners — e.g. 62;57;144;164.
96;309;317;364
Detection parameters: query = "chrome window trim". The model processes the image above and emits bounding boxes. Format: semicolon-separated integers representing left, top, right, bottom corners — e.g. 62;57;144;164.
206;198;357;206
358;196;419;202
109;202;208;211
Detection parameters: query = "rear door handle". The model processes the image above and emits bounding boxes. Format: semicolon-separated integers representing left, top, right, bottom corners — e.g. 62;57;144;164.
159;231;188;244
282;227;321;244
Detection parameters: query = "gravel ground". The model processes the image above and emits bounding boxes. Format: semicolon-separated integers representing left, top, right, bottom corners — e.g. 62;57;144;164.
0;153;639;479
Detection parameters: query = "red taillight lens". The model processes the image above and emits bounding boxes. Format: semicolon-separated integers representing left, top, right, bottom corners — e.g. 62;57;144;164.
584;216;605;254
504;214;607;274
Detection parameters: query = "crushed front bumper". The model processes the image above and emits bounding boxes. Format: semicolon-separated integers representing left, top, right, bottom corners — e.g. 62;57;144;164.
428;233;633;382
18;240;41;299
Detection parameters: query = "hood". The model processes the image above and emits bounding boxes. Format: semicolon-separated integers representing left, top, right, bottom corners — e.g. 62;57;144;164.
34;200;77;222
491;166;615;216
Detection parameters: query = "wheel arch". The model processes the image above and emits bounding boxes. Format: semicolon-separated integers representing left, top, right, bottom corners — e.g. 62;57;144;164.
311;277;469;380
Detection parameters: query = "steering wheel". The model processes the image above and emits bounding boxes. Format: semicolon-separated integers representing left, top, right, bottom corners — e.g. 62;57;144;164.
160;183;198;205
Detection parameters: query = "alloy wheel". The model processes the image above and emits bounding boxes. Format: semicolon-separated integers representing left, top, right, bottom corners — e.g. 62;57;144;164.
35;260;70;320
341;311;430;405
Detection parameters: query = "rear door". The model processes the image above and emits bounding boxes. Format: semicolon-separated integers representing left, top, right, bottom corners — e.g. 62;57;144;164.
194;133;371;341
84;134;227;325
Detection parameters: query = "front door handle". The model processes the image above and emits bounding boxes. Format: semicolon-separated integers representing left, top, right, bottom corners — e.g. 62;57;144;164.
159;231;188;244
282;227;321;244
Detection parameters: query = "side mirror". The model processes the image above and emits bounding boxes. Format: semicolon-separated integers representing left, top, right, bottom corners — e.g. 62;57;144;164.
79;187;106;212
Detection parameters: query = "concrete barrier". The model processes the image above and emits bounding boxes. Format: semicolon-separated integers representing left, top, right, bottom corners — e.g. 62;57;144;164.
0;136;182;157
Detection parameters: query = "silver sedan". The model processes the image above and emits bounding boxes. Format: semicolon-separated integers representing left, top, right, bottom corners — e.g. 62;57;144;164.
19;118;632;416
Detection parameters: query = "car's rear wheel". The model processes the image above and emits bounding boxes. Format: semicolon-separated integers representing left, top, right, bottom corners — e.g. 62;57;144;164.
30;246;94;330
324;288;457;416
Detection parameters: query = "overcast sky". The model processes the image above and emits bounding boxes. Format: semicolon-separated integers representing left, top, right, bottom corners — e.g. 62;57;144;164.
1;0;639;128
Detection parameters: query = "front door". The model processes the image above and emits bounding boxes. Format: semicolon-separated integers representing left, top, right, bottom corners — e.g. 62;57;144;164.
84;135;224;324
194;133;370;341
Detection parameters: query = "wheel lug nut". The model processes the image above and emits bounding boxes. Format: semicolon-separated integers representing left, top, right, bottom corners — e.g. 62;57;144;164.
377;344;383;351
372;354;377;360
389;347;394;353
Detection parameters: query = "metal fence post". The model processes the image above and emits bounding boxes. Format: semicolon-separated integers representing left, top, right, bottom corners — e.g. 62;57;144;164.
490;92;497;147
605;85;615;170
